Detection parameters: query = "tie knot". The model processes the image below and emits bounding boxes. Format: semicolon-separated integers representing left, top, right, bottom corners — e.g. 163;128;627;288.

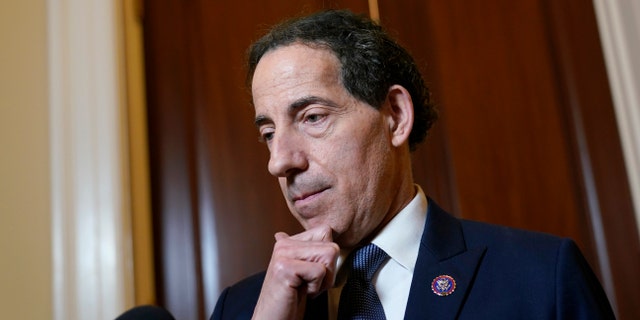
349;243;389;281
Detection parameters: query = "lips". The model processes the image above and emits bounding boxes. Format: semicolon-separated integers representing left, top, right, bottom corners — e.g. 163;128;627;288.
291;187;329;203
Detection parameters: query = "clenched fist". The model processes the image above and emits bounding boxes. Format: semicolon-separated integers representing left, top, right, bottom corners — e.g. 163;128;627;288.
252;225;340;320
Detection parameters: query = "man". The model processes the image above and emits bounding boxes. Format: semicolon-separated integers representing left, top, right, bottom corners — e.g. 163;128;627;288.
212;9;614;320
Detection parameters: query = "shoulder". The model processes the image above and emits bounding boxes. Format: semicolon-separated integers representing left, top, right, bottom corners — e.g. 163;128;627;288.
459;218;577;270
424;198;567;262
454;219;614;318
460;218;566;252
461;220;614;319
211;272;265;320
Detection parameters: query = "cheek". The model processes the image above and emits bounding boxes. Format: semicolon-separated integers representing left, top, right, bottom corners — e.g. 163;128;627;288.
331;132;390;214
350;130;393;206
278;178;293;207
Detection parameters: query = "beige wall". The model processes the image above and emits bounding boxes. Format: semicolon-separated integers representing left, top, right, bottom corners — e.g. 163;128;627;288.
0;1;141;318
0;1;52;319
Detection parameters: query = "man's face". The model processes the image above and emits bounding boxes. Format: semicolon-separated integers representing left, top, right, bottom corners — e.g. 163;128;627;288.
252;44;402;248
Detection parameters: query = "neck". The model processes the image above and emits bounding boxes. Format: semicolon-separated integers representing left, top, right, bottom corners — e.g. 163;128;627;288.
361;150;416;247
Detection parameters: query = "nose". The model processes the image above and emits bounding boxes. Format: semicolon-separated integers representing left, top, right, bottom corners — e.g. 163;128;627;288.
267;131;308;177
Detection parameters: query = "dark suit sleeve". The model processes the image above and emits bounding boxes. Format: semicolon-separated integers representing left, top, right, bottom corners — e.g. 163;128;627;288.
210;272;264;320
555;239;616;319
211;287;230;320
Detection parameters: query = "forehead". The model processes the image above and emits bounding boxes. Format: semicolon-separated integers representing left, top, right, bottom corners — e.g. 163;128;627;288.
251;44;343;106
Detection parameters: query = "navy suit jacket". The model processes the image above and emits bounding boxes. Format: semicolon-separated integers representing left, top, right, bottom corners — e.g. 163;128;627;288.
211;200;615;319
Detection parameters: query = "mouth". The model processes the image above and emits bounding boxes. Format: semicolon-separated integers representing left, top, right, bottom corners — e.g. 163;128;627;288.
291;187;330;206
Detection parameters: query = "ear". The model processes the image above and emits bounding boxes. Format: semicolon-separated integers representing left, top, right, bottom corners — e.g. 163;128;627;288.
384;85;414;147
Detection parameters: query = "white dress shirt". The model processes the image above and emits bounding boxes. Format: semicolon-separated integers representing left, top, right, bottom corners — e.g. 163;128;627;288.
328;185;428;319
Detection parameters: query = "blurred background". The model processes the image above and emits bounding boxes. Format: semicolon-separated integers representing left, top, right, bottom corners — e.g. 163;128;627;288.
1;0;639;319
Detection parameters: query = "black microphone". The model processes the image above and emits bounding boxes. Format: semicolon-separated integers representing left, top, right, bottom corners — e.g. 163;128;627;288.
115;305;176;320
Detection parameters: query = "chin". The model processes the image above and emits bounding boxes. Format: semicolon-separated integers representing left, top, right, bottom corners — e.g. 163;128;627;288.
292;203;330;223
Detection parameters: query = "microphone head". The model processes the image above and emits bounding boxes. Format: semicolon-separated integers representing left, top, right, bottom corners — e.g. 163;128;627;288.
115;305;176;320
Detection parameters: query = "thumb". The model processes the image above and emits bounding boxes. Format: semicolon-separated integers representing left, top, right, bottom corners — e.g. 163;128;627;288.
274;232;290;241
289;225;334;242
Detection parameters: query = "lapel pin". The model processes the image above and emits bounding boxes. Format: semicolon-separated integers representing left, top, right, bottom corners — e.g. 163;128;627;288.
431;275;456;296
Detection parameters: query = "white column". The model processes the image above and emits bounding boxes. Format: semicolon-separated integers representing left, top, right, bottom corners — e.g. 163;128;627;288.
48;0;134;319
592;0;640;237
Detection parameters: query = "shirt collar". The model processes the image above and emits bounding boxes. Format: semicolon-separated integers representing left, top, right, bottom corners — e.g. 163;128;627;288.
335;185;428;276
371;185;428;272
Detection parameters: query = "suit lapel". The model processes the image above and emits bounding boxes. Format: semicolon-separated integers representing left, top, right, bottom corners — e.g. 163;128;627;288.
404;200;486;320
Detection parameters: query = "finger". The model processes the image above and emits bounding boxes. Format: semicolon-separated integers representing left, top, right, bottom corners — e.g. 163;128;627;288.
295;259;336;296
265;255;328;293
291;259;329;296
271;234;340;290
273;226;340;288
274;231;290;241
288;225;334;242
274;239;338;264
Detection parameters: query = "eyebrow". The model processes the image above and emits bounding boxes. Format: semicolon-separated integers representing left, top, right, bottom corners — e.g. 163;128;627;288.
254;114;271;128
254;95;338;128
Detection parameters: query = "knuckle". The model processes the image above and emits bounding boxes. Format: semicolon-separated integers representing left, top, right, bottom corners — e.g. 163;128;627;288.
317;225;333;239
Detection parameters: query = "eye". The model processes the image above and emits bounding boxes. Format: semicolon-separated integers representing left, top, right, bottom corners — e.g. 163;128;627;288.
258;128;274;143
304;113;326;124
